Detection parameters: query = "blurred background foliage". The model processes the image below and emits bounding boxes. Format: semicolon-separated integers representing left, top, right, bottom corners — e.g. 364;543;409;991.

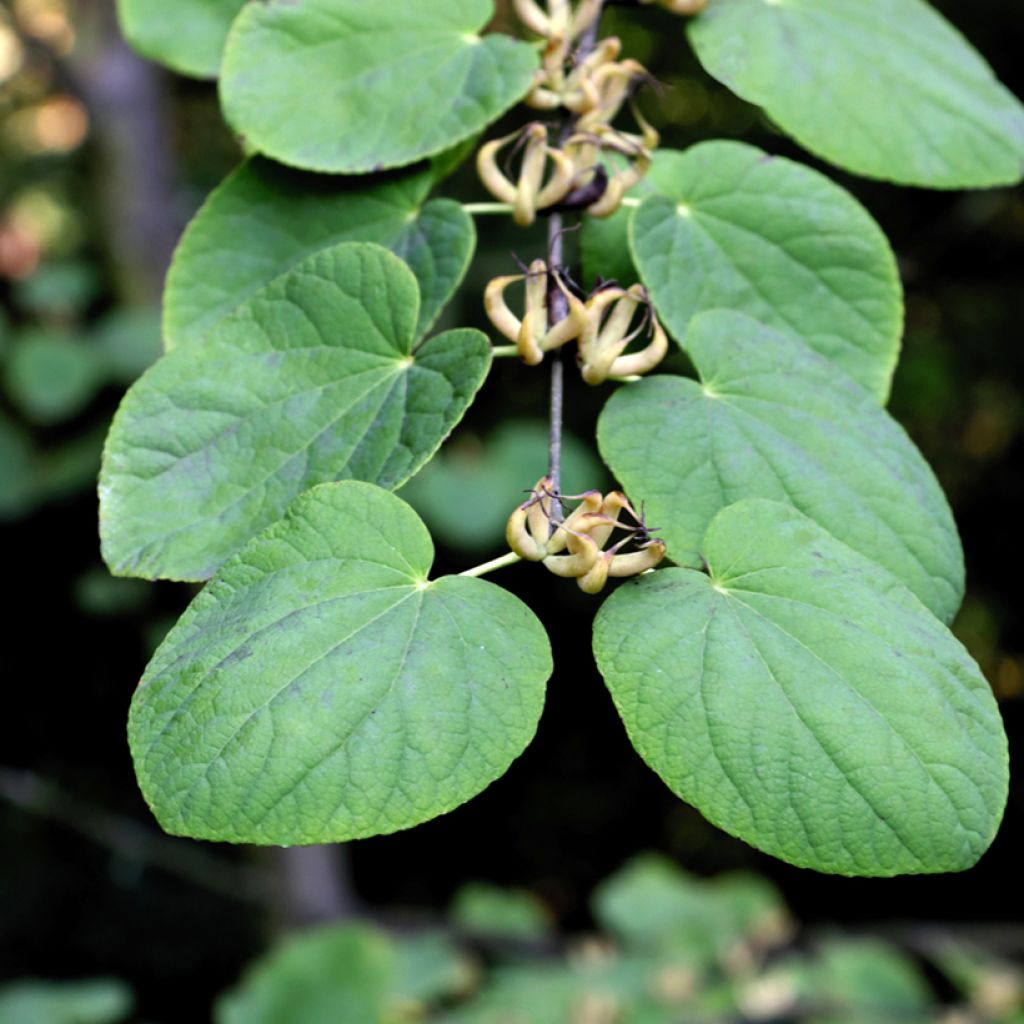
0;0;1022;1020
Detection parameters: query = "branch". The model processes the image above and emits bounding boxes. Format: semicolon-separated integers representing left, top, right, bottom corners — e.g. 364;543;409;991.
545;2;607;516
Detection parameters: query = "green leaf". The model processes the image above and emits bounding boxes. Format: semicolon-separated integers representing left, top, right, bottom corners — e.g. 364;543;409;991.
451;883;553;940
215;925;394;1023
593;499;1008;876
164;160;475;349
597;310;963;623
101;243;491;581
399;420;607;554
593;855;719;960
808;939;933;1022
630;142;902;401
5;331;102;425
91;308;162;383
116;0;247;78
219;0;538;174
593;856;787;969
129;482;551;843
216;923;469;1023
687;0;1024;188
0;979;132;1024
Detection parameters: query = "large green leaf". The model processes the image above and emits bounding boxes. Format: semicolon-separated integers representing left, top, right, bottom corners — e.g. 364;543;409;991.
116;0;247;79
130;482;551;844
164;160;474;348
687;0;1024;188
219;0;538;174
630;142;902;401
597;310;963;622
101;244;491;581
593;499;1008;876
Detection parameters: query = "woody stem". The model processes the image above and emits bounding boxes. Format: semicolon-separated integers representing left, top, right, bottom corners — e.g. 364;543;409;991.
545;3;606;524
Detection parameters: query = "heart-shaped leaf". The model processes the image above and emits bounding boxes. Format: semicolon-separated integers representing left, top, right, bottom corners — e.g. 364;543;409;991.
219;0;539;173
101;243;491;581
593;499;1008;876
597;310;963;622
129;482;551;844
116;0;247;78
688;0;1024;188
164;160;474;349
630;142;902;401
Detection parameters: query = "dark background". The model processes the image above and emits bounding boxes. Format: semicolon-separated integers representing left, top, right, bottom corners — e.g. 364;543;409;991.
1;0;1021;1018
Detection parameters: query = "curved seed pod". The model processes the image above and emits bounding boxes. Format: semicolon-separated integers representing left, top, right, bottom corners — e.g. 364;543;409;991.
597;284;644;351
608;540;668;577
562;37;622;113
589;490;638;548
546;0;572;38
581;287;647;384
526;475;555;545
525;81;564;111
541;274;587;352
547;490;603;555
564;132;601;173
587;147;652;218
577;59;648;133
513;0;552;36
476;133;520;204
543;531;601;578
518;259;550;365
571;0;606;40
515;124;551;227
506;505;548;561
484;274;526;343
607;317;668;379
578;551;613;594
535;146;578;210
579;287;627;366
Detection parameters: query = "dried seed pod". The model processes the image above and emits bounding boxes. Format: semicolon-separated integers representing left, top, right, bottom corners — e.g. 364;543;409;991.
540;271;588;352
526;475;556;544
513;0;554;36
609;540;668;577
608;316;668;379
506;504;547;561
507;476;557;560
579;285;646;384
543;530;601;578
518;259;550;365
578;550;613;594
484;273;527;343
546;490;604;554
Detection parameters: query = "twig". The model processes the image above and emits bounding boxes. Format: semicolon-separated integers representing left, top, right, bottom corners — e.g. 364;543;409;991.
460;551;524;578
544;3;606;520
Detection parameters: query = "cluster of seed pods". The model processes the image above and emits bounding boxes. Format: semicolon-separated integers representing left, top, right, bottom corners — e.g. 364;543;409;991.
477;0;659;226
484;261;667;384
506;478;667;594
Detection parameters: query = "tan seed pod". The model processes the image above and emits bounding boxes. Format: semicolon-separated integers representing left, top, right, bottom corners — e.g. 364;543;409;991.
543;531;601;578
608;316;668;379
609;540;668;577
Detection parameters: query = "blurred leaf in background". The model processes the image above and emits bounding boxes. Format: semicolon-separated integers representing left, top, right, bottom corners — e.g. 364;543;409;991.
0;978;132;1024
